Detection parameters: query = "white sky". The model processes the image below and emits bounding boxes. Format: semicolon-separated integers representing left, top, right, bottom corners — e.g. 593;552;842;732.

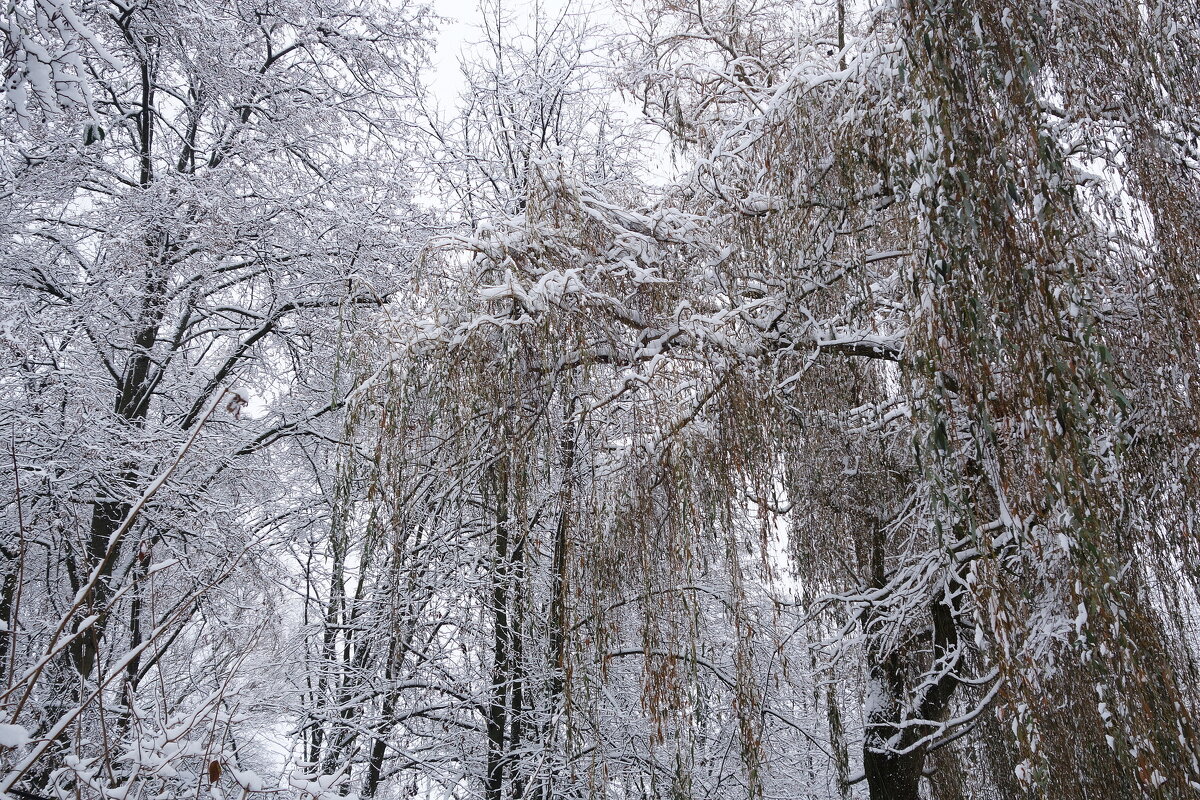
426;0;578;106
427;0;476;105
423;0;681;187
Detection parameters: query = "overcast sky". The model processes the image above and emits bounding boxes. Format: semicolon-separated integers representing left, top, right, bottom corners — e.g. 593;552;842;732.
427;0;578;106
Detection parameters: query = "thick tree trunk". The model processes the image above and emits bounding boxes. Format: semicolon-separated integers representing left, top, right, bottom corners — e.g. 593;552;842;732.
863;595;961;800
864;748;924;800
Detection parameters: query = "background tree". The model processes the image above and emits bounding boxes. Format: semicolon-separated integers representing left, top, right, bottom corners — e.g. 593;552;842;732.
1;0;431;794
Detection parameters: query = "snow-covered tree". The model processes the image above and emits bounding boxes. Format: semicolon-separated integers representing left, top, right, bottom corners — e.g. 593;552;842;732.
2;0;431;794
5;1;1200;799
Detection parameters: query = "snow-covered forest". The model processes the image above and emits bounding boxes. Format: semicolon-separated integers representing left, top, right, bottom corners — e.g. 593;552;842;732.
3;0;1200;797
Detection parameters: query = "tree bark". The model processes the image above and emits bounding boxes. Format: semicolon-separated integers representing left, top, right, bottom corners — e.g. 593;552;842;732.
485;457;512;800
863;594;961;800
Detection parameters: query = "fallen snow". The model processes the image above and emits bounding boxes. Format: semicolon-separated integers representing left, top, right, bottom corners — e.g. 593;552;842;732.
0;723;30;748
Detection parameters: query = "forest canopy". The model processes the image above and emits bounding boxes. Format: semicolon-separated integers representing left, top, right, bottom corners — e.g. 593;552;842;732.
2;0;1200;799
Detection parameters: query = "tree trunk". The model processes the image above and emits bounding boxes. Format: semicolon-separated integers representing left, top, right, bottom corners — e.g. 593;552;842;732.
485;457;512;800
863;594;961;800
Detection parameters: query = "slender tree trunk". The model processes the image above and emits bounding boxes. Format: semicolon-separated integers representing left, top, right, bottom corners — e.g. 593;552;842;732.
547;416;575;706
0;547;17;688
508;527;526;800
364;691;395;798
485;458;512;800
71;251;170;679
